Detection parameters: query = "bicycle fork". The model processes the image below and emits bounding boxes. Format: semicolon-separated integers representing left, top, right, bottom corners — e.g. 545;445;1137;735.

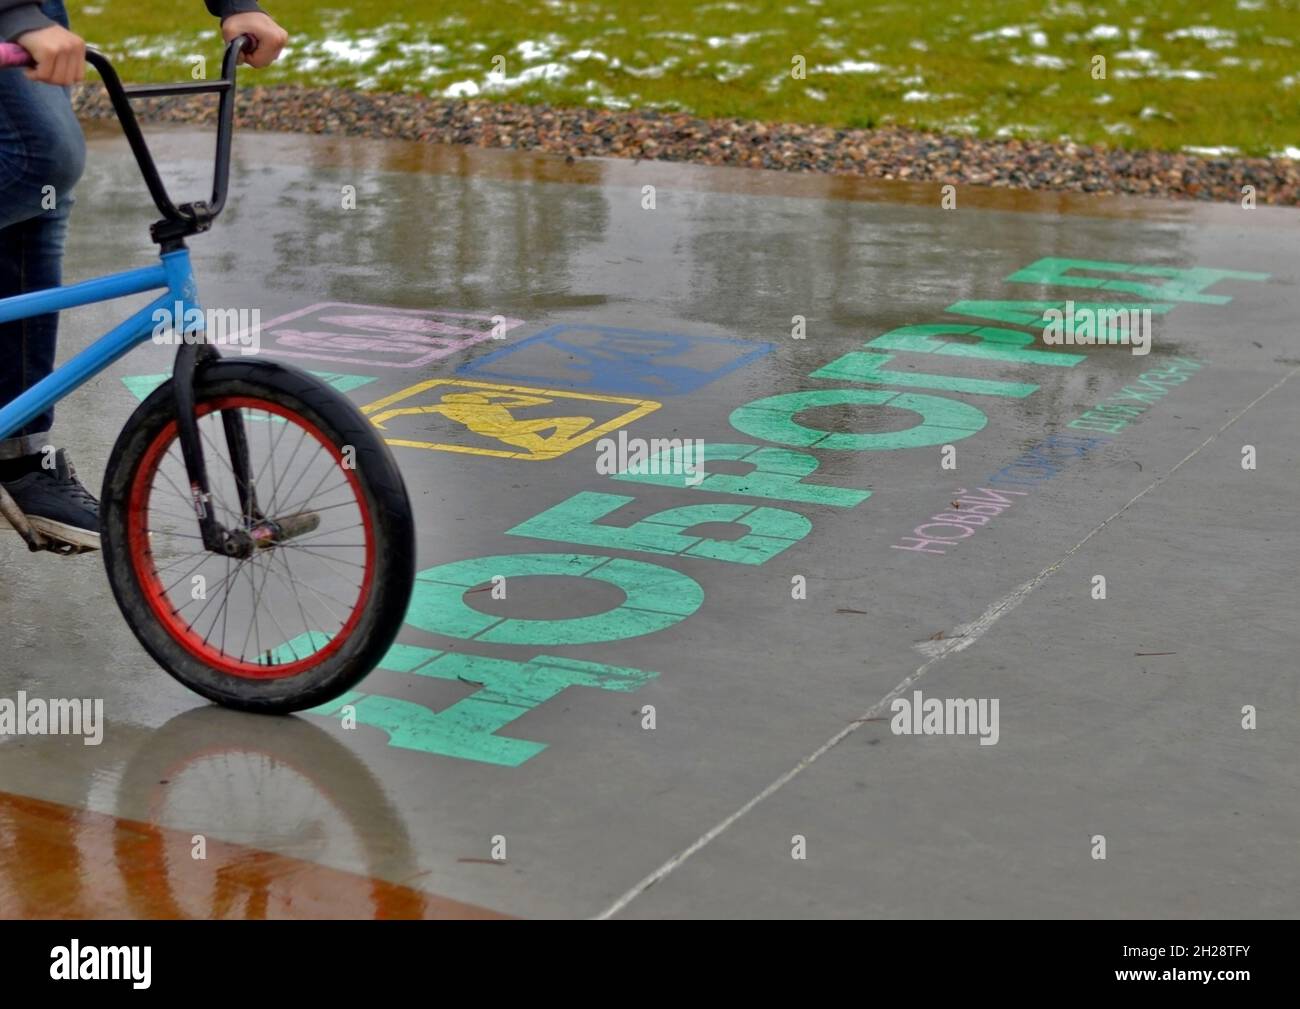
172;341;320;560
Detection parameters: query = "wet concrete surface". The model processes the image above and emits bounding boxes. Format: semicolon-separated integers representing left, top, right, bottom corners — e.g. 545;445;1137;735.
1;126;1297;918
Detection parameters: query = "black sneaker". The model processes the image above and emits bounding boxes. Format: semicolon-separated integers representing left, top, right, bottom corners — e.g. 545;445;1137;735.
0;449;100;551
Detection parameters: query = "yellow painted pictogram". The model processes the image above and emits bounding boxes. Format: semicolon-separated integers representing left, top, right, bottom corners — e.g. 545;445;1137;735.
360;379;661;460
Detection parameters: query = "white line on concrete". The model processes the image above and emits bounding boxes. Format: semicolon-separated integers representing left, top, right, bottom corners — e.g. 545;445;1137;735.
594;363;1299;919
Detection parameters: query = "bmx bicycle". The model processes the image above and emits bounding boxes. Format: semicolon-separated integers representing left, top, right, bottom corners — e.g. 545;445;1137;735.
0;36;415;713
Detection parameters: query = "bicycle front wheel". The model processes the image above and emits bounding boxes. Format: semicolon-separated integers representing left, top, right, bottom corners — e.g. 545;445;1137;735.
101;359;415;713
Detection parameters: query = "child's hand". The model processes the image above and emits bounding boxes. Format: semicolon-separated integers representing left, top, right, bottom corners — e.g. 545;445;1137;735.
220;11;288;68
16;25;86;85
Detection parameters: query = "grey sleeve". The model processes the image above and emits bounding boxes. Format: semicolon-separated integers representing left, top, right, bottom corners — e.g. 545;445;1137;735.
204;1;266;18
0;1;54;42
0;1;267;45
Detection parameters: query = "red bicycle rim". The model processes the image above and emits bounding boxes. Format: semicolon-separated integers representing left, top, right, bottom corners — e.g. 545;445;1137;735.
126;396;376;680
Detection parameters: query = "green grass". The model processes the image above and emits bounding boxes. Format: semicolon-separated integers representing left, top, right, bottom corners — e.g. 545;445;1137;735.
69;0;1300;156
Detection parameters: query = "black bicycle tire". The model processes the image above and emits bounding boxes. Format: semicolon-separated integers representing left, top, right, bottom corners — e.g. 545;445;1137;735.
100;359;415;714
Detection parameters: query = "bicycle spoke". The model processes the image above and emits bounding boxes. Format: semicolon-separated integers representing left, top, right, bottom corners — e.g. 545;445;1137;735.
276;548;323;656
273;544;369;570
272;479;355;521
245;553;302;663
273;521;365;549
248;404;294;495
200;422;242;524
268;563;353;623
192;555;241;651
196;560;249;646
266;439;325;519
162;550;224;601
236;552;275;663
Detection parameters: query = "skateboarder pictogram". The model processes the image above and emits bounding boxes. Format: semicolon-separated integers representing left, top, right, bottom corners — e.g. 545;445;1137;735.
360;379;660;461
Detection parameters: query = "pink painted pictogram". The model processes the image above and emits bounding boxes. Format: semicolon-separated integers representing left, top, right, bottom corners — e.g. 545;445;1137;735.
255;302;525;369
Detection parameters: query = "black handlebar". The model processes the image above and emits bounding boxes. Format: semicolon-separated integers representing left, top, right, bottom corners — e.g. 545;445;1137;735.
87;35;256;247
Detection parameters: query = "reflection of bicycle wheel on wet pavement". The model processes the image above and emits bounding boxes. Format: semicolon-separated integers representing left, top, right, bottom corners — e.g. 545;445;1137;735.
112;708;424;919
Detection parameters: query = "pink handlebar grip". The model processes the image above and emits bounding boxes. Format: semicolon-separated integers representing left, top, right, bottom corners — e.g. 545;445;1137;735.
0;41;33;68
0;35;255;71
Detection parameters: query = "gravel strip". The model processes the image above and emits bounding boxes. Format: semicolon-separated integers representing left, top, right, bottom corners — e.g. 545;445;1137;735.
71;83;1300;206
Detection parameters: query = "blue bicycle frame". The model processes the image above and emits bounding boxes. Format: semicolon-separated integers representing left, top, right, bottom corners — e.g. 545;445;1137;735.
0;28;257;444
0;249;199;441
0;37;262;556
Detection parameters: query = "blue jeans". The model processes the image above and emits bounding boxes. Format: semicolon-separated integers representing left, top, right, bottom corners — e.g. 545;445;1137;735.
0;0;84;458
